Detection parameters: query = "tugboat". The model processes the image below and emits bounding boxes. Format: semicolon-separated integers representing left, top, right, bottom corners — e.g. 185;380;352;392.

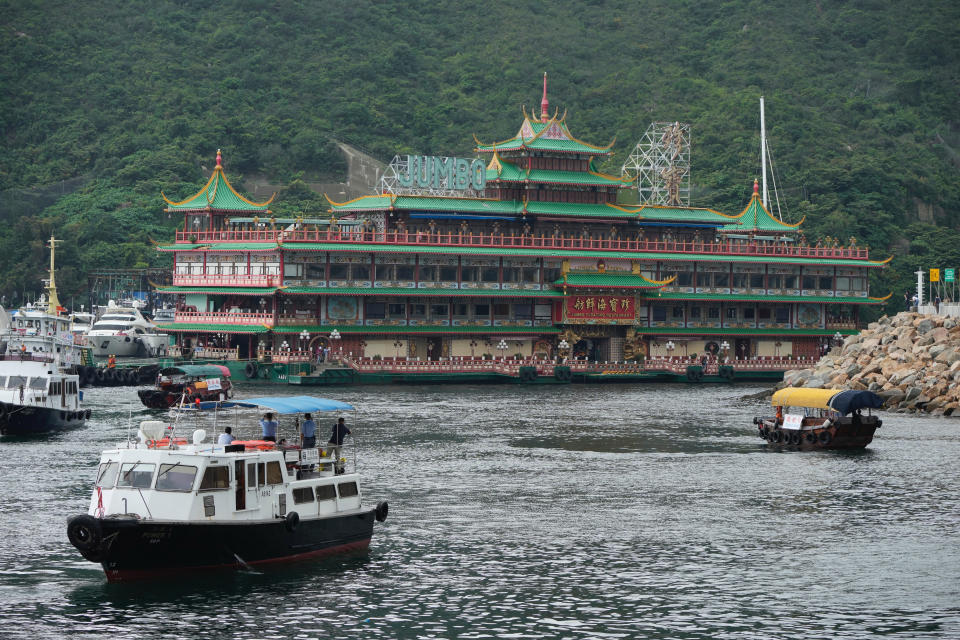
754;387;885;450
137;364;233;409
67;395;388;582
0;237;91;435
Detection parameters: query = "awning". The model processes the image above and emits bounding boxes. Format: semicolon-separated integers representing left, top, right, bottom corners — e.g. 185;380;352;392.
771;387;884;415
226;395;354;413
160;365;231;378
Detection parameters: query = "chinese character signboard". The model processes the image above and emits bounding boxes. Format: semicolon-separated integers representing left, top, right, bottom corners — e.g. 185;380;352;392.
946;268;956;283
930;268;940;282
565;295;636;322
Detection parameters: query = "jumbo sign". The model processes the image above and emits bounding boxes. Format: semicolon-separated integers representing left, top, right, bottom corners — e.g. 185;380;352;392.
395;155;486;191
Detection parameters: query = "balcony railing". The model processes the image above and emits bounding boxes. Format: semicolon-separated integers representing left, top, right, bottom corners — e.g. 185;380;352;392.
174;311;273;326
174;229;872;261
172;274;282;287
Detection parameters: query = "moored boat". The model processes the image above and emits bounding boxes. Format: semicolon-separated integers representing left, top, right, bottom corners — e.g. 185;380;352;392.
137;364;233;409
754;387;885;450
0;353;89;435
67;395;388;582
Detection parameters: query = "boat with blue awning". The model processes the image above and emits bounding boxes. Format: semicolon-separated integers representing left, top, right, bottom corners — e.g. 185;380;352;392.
67;395;388;582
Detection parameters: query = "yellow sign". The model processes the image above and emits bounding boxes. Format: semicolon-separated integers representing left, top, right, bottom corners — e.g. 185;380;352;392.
930;268;940;282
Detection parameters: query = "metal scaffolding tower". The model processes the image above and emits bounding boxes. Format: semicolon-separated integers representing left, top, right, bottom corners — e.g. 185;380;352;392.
621;122;691;206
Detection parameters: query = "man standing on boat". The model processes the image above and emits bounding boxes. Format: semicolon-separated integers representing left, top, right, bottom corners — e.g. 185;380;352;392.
260;412;278;442
301;413;317;449
328;417;351;473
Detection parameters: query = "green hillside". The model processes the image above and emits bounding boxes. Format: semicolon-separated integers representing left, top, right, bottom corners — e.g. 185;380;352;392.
2;0;958;313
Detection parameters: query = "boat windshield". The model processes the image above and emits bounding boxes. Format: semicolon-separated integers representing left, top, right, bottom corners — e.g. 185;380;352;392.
28;377;47;389
91;324;132;331
156;463;198;492
7;376;26;387
97;461;119;488
117;463;155;489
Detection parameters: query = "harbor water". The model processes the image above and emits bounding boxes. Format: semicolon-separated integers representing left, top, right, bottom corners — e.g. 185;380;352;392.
0;383;958;639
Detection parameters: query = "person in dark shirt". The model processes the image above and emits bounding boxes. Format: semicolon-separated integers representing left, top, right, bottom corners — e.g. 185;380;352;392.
328;417;351;472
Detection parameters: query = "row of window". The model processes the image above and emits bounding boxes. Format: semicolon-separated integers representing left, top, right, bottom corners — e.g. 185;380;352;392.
96;459;359;499
668;273;866;291
0;375;67;391
650;306;792;323
364;301;552;321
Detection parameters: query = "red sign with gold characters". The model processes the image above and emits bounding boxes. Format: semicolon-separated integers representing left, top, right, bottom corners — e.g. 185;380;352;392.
565;295;635;322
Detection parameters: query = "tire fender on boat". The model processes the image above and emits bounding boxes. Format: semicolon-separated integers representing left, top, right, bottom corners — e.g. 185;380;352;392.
818;431;832;445
245;362;258;379
67;514;102;552
375;501;389;523
0;403;8;420
285;511;300;532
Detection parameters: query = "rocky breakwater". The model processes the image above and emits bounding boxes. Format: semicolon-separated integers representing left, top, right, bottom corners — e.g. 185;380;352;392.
781;312;960;416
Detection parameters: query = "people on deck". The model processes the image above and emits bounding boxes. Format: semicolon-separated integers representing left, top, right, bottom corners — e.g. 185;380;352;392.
301;413;317;449
218;426;234;445
107;354;116;368
260;412;278;442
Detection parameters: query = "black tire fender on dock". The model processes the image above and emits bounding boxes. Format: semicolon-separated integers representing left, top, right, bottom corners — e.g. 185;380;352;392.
375;501;389;523
0;403;8;420
67;515;102;552
245;362;258;379
285;511;300;532
518;368;537;383
818;431;832;445
95;368;106;384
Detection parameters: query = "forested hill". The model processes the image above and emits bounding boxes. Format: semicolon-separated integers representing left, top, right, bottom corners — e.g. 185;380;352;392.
2;0;959;314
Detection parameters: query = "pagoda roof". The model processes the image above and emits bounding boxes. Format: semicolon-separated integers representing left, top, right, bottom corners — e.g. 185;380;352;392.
486;156;630;187
474;111;614;156
722;182;803;234
163;151;274;213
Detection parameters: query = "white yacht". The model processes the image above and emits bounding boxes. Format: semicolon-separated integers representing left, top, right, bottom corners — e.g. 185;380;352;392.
87;302;170;357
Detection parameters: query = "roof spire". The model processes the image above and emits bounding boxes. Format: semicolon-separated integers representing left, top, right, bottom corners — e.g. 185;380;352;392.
216;148;222;169
540;72;549;123
753;178;759;195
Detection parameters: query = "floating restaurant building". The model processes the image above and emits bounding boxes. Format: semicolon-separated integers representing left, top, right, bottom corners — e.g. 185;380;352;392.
155;83;890;383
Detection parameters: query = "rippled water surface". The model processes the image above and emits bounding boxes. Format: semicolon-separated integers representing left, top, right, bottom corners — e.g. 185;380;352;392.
1;383;958;639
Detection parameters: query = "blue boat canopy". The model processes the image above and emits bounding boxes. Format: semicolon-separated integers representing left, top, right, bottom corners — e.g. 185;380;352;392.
827;390;885;416
187;395;354;413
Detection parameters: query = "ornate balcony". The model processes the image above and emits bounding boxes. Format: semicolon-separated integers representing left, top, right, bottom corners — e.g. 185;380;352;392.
172;274;282;287
174;229;873;261
174;311;274;326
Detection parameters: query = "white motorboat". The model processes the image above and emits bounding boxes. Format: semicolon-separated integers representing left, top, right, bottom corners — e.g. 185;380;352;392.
67;395;388;582
87;302;170;357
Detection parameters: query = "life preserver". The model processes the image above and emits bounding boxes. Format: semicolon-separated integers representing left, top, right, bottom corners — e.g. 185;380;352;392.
231;440;276;451
67;515;102;553
285;511;300;532
818;431;832;445
705;341;720;355
375;501;389;523
519;368;537;383
147;437;189;448
245;362;258;379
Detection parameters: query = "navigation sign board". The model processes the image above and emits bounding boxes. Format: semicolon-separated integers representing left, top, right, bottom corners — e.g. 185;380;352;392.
930;268;940;282
946;268;955;283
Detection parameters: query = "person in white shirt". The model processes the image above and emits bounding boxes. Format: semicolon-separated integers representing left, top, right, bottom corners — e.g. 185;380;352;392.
217;426;234;445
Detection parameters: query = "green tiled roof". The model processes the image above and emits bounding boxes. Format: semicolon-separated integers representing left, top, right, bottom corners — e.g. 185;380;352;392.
523;201;640;219
163;165;272;212
157;287;278;295
475;115;614;155
271;325;559;335
324;195;394;212
557;273;665;289
155;323;271;333
653;292;885;304
327;194;521;215
637;205;741;226
158;243;278;252
282;286;562;297
487;162;629;187
722;190;802;234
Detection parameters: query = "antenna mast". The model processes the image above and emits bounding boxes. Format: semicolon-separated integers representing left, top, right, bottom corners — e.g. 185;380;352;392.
760;96;769;209
46;236;62;315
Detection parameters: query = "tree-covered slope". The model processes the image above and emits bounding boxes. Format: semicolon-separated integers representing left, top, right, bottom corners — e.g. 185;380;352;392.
1;0;958;312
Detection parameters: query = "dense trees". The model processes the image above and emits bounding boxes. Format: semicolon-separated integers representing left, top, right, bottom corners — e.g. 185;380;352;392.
1;0;958;314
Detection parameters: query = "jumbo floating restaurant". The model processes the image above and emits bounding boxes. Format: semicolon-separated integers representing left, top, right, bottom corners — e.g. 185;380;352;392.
154;80;891;385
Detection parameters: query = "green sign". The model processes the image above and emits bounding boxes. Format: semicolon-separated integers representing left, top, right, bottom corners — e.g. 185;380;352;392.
946;268;956;283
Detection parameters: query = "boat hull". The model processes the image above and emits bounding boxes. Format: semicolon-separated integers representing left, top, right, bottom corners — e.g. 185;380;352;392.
755;417;881;450
0;403;88;435
89;335;169;358
69;508;377;582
